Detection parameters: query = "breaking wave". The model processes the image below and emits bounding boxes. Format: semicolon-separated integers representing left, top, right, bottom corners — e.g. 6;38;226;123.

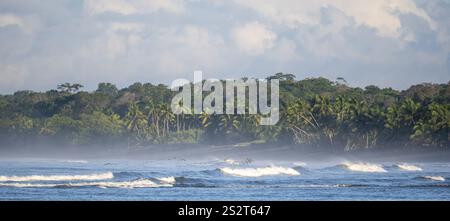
156;176;176;184
0;172;113;182
0;178;171;189
290;184;369;188
113;171;143;179
420;176;445;182
396;163;422;171
219;166;300;177
341;162;387;173
292;162;307;167
62;160;88;164
224;159;238;165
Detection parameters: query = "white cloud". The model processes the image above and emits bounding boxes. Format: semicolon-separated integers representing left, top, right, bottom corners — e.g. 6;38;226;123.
233;0;434;39
140;0;185;14
0;0;448;93
231;22;277;55
154;25;227;76
79;22;144;60
268;38;300;62
84;0;184;16
84;0;136;15
177;25;225;50
75;23;228;82
0;13;38;34
109;22;145;33
0;14;24;28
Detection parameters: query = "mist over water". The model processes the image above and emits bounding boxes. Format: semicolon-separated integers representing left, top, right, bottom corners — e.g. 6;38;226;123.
0;144;449;200
0;0;449;204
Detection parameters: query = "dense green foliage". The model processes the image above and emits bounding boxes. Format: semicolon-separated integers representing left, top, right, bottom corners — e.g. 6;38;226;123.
0;74;449;150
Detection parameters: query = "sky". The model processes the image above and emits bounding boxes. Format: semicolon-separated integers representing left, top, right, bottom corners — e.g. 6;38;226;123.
0;0;449;94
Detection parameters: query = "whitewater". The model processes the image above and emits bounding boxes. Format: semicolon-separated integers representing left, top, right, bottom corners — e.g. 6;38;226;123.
396;163;423;171
219;166;300;177
0;159;449;200
341;162;387;173
421;176;445;182
0;172;114;182
0;179;172;189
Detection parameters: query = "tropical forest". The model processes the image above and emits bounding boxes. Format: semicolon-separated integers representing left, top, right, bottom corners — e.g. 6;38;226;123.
0;73;449;151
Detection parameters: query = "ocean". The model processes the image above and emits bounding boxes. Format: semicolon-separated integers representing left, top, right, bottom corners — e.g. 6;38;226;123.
0;157;449;200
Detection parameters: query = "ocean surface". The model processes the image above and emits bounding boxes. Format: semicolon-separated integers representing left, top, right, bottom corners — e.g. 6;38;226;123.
0;158;449;200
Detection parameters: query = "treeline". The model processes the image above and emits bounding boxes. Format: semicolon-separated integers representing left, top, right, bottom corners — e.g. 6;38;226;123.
0;73;449;150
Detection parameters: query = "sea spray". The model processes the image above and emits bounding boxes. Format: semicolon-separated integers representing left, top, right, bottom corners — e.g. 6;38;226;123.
0;172;114;182
0;178;172;188
62;160;88;164
293;162;307;167
157;176;176;184
220;166;300;177
396;163;422;171
341;162;387;173
422;176;445;181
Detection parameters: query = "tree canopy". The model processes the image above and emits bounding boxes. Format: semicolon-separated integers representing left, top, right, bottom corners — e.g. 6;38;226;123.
0;76;448;150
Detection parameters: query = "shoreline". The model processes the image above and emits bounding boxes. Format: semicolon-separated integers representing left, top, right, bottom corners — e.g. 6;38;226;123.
1;143;449;164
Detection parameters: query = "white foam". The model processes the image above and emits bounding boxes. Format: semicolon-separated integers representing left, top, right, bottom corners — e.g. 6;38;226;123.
64;160;88;164
78;179;172;188
224;159;238;165
396;163;422;171
341;162;387;173
0;172;113;182
0;183;56;188
157;176;176;184
293;162;307;167
0;179;172;189
220;166;300;177
422;176;445;182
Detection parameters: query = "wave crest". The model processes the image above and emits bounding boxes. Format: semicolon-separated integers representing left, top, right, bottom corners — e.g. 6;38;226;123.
396;163;422;171
421;176;445;181
62;160;88;164
292;162;307;167
0;172;113;182
341;162;386;173
220;166;300;177
0;178;172;189
156;176;176;184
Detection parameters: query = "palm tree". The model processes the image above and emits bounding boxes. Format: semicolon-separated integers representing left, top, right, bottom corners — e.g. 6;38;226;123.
124;102;147;144
199;110;211;129
285;100;319;144
400;98;420;126
159;103;175;139
412;103;449;147
218;114;239;135
176;105;191;132
145;101;161;139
